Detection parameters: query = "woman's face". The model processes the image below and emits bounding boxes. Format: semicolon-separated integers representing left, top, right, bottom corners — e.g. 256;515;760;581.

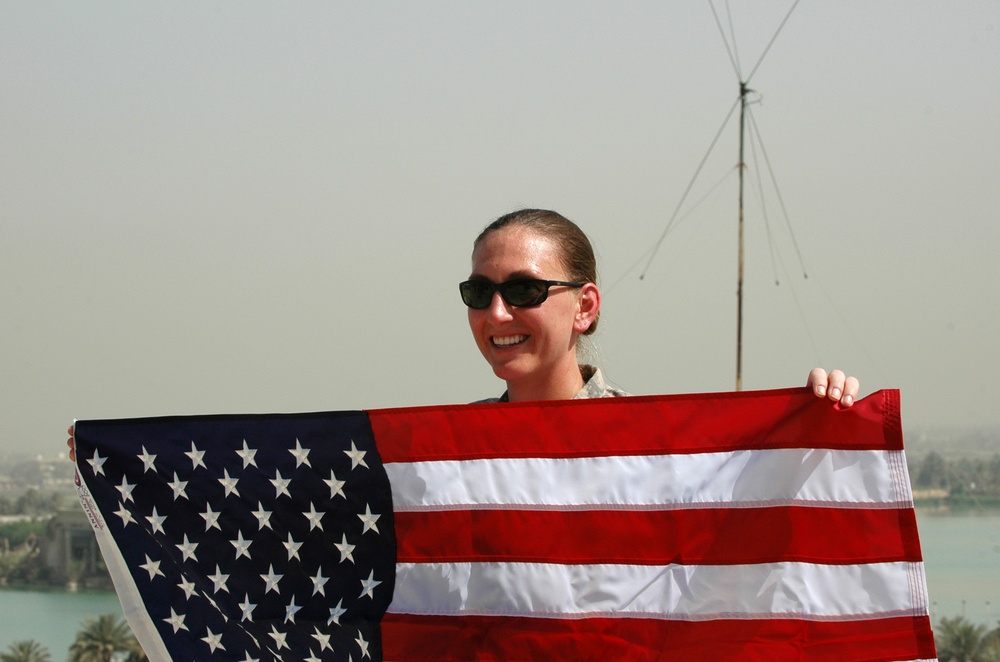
467;226;589;391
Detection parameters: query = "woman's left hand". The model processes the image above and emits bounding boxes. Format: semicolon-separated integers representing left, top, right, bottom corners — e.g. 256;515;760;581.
807;368;859;407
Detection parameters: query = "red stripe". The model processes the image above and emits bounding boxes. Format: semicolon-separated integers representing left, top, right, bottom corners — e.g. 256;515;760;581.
381;613;936;661
369;389;900;463
394;506;923;565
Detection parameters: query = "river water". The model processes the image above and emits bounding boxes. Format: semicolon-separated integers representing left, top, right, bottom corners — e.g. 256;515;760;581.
0;585;123;657
1;511;997;656
916;510;1000;626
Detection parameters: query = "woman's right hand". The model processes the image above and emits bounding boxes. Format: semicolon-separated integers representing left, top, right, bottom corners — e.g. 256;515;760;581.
67;425;76;462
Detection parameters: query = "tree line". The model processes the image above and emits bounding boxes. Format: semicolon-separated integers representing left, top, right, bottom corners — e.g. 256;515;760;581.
911;451;1000;502
0;490;66;518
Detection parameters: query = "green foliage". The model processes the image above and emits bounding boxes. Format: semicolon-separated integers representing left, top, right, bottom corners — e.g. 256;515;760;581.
69;613;144;662
916;451;949;489
911;452;1000;498
0;546;46;584
935;615;1000;662
0;490;65;517
0;520;47;548
0;522;46;582
0;640;51;662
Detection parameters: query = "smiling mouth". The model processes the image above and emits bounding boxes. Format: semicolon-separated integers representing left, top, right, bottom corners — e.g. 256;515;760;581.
492;334;528;347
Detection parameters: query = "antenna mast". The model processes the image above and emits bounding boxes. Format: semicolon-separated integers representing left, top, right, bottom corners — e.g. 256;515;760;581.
643;2;803;391
736;81;748;391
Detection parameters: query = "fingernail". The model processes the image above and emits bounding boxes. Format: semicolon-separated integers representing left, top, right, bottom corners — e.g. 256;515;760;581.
843;395;854;407
831;388;841;399
816;385;826;396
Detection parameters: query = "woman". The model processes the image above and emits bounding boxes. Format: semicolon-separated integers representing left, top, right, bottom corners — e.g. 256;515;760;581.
458;208;858;404
67;209;857;459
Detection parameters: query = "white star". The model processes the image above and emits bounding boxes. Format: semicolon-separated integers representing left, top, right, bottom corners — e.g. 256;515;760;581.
312;626;333;652
114;503;134;527
324;469;347;500
185;441;206;470
178;575;198;599
311;567;329;596
201;504;221;531
328;599;347;626
335;534;356;564
139;554;163;580
87;450;107;476
289;438;311;468
202;628;225;653
285;596;302;624
356;630;371;659
283;533;303;561
239;654;259;662
358;503;380;535
344;440;369;470
305;651;323;662
116;477;136;503
251;501;272;530
261;564;283;594
268;625;289;651
270;469;291;499
231;530;252;560
236;439;258;469
304;502;324;531
208;564;230;594
218;468;240;498
239;593;256;622
146;506;166;535
177;534;198;563
137;445;157;473
167;472;188;501
163;608;187;634
359;569;381;599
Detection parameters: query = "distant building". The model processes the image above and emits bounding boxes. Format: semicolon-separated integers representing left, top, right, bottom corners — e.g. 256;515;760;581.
41;508;108;588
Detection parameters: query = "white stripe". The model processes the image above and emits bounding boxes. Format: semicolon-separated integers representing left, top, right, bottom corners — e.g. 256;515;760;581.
386;449;909;511
387;561;929;620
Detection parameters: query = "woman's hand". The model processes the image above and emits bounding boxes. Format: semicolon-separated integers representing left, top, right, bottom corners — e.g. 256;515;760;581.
67;424;76;462
807;368;859;407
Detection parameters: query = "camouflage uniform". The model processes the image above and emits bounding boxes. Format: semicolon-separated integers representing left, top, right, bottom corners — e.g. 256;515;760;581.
478;364;629;403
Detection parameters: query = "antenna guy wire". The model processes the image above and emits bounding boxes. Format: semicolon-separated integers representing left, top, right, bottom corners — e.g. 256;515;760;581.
640;96;741;280
746;0;803;83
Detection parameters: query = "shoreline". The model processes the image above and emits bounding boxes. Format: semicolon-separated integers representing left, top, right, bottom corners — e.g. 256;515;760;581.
914;495;1000;512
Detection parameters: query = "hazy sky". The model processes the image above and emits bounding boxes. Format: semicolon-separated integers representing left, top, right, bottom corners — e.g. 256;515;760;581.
2;2;998;458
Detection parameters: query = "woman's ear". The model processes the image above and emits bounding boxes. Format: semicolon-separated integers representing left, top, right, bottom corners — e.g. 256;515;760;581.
574;283;601;334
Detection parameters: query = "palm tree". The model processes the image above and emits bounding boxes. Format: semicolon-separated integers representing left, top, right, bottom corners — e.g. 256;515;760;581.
69;613;143;662
0;640;51;662
985;623;1000;662
935;615;1000;662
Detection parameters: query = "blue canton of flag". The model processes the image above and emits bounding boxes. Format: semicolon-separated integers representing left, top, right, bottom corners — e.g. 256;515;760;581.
74;412;395;661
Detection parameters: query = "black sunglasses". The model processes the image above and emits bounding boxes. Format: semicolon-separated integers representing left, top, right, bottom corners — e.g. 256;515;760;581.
459;278;585;309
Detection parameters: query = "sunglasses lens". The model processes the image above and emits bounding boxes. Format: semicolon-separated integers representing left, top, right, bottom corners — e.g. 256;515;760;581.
460;279;557;308
460;281;493;309
501;280;547;306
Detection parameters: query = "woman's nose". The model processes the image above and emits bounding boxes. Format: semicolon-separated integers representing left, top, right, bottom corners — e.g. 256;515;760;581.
487;292;514;321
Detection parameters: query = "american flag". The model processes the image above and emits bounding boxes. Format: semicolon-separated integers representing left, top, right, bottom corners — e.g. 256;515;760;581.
75;388;937;661
75;411;394;661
